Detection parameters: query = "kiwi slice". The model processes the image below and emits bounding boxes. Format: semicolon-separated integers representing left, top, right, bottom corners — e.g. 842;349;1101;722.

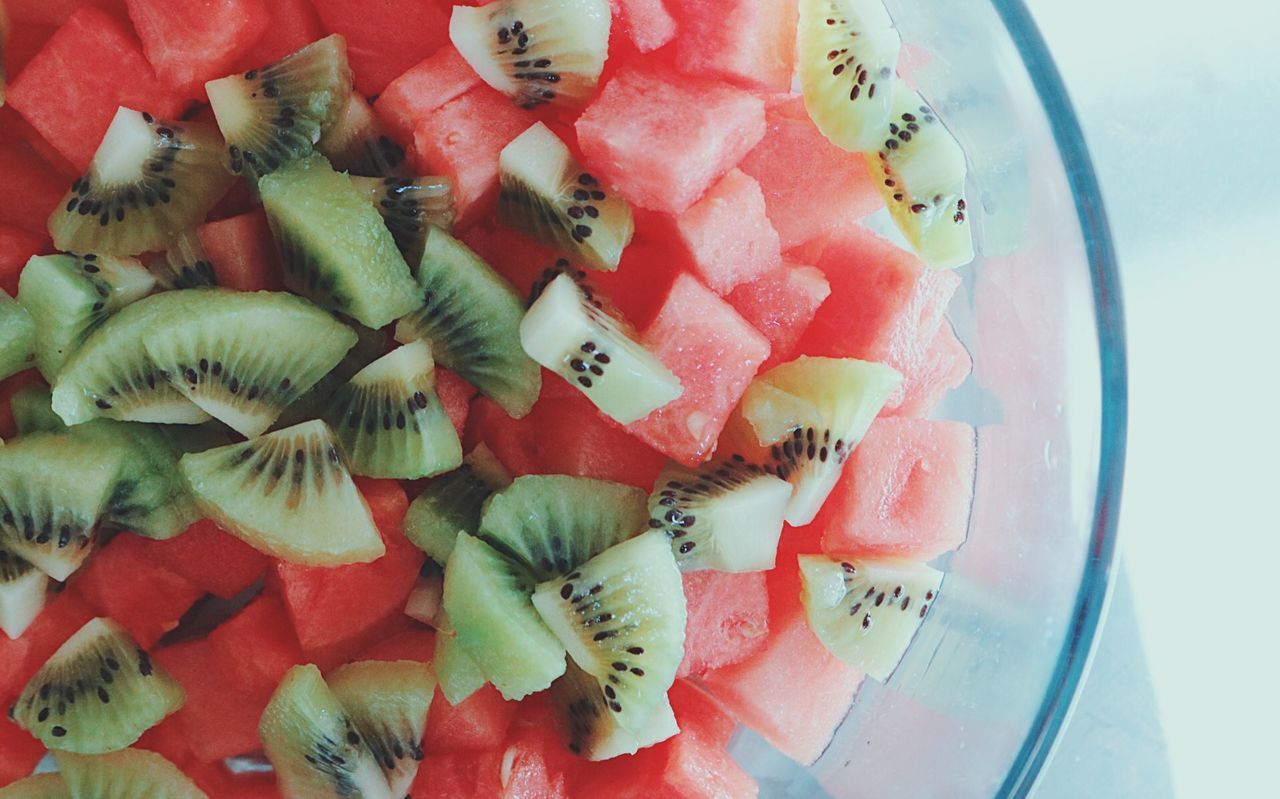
141;288;358;438
867;87;974;268
260;154;421;329
393;225;541;418
403;443;511;564
551;658;678;760
797;0;902;152
721;356;901;526
13;618;184;753
498;122;633;271
449;0;611;109
478;474;647;582
48;107;234;257
432;608;488;705
206;34;354;184
146;229;218;289
55;749;204;799
323;340;463;479
0;773;70;798
349;174;455;268
799;555;943;680
647;458;793;573
520;272;681;425
11;384;65;435
274;323;389;430
442;533;567;700
531;530;685;734
329;659;436;797
0;545;49;640
403;560;444;624
316;93;407;178
0;291;34;380
260;664;393;799
179;419;385;565
18;253;156;380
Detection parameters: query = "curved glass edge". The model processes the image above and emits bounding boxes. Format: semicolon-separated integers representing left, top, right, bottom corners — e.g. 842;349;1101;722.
987;1;1130;796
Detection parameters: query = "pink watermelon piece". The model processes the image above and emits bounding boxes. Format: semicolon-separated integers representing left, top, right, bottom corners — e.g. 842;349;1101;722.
154;639;264;762
146;518;271;599
434;367;475;440
0;109;73;237
675;168;781;295
425;682;517;754
375;44;482;146
612;0;677;53
673;0;796;92
208;593;304;699
310;0;450;96
739;96;881;250
889;318;971;418
678;570;769;678
0;589;94;708
496;696;577;799
817;417;975;560
125;0;269;94
412;749;505;799
3;0;127;26
136;714;194;766
0;715;45;786
238;0;324;68
0;225;44;296
460;222;558;297
7;6;183;169
628;273;770;465
3;24;59;104
726;261;830;369
359;628;437;663
198;209;285;291
576;66;766;214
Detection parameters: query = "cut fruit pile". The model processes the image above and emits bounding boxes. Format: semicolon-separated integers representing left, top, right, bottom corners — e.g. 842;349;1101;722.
0;0;980;795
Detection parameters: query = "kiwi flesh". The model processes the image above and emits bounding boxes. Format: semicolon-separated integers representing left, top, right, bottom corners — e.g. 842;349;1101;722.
0;773;71;798
450;0;611;109
0;290;34;380
18;253;156;380
867;87;974;269
647;458;793;573
442;533;567;700
259;664;394;799
206;34;354;184
141;288;358;438
54;749;205;799
349;174;455;269
328;659;436;797
316;93;407;178
432;608;488;705
403;559;443;624
0;545;49;639
799;554;943;680
498;122;633;271
403;443;511;564
179;419;385;565
48;107;234;257
273;322;389;430
393;225;541;418
323;339;463;479
478;474;647;581
13;618;184;753
146;229;218;289
260;154;421;329
11;384;65;435
797;0;902;152
551;658;678;760
520;272;681;424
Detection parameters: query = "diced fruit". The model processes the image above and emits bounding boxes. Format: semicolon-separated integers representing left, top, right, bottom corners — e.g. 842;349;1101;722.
0;291;33;381
425;681;517;753
673;0;797;91
197;210;284;291
207;593;304;697
56;749;206;798
361;629;437;663
435;368;475;438
125;0;269;93
890;317;971;416
134;715;192;766
0;225;44;294
727;262;831;369
404;444;511;564
243;0;324;67
311;0;449;96
404;562;443;624
375;45;481;146
410;749;504;799
0;718;48;788
496;700;580;795
432;613;487;705
349;173;455;267
0;132;64;237
0;589;95;708
576;67;766;214
9;383;62;435
329;659;436;797
549;658;677;760
316;94;407;178
612;0;676;53
153;638;265;762
145;519;270;599
146;230;218;289
0;546;48;640
674;168;780;294
678;570;768;678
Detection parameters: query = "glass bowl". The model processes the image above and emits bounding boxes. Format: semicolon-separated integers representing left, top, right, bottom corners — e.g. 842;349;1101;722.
732;1;1128;796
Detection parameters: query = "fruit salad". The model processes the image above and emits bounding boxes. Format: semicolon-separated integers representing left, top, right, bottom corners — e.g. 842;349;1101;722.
0;0;978;795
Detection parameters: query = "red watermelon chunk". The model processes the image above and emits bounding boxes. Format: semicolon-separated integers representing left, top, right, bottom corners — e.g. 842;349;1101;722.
239;0;324;68
460;223;558;296
0;225;44;296
3;23;59;103
668;678;736;747
197;209;285;291
576;67;766;214
673;0;796;92
497;698;576;799
147;519;270;599
310;0;450;96
135;714;193;766
675;169;781;295
412;749;505;799
613;0;677;53
375;44;482;146
726;261;830;369
434;367;475;440
627;274;770;465
0;589;94;706
359;628;437;663
890;318;971;418
208;593;304;697
424;682;517;753
818;417;975;560
125;0;268;94
0;110;71;236
3;0;127;26
0;716;44;785
739;96;881;250
7;6;183;169
154;639;264;762
679;570;769;678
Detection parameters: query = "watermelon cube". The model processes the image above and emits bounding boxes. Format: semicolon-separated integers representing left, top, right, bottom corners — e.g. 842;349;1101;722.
146;519;270;599
359;628;437;663
154;639;264;762
0;225;44;296
375;44;482;146
125;0;269;94
239;0;324;68
0;715;44;785
627;274;771;465
3;0;127;26
817;417;976;560
576;67;766;214
208;593;304;697
613;0;677;53
890;318;972;418
197;209;285;291
679;570;769;678
675;169;781;295
673;0;797;92
668;678;737;746
0;589;94;707
424;683;517;753
411;749;505;799
0;112;70;236
590;210;689;328
135;714;193;766
739;96;881;250
726;261;831;368
497;699;577;799
459;223;559;297
310;0;450;96
434;367;475;441
7;6;183;169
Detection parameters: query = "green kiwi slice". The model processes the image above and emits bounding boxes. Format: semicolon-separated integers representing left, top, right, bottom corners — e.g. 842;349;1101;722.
329;659;436;797
403;560;443;624
0;773;71;798
17;253;156;380
55;749;204;799
48;108;234;257
393;225;541;418
478;474;647;582
0;545;49;640
449;0;611;109
274;323;389;430
797;0;902;152
259;664;394;799
403;443;511;564
316;93;407;178
531;530;686;735
520;272;680;425
442;533;567;700
799;554;943;681
206;34;353;184
0;290;34;381
11;384;64;435
498;122;633;271
146;229;218;289
260;154;421;329
323;340;463;479
720;356;901;526
647;458;793;573
867;87;974;268
179;419;385;566
13;618;184;753
550;658;677;760
141;288;358;438
432;608;488;705
349;174;455;269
